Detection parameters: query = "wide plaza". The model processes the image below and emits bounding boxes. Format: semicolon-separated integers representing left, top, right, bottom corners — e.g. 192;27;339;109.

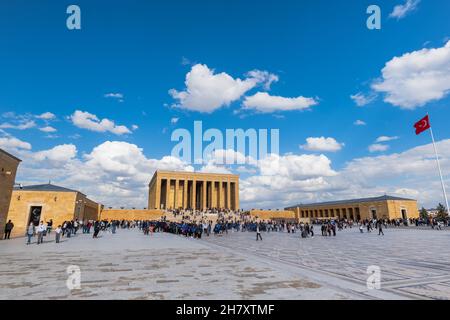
1;226;449;300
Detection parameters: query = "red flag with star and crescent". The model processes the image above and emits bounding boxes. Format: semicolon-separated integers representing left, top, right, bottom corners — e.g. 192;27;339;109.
414;115;431;135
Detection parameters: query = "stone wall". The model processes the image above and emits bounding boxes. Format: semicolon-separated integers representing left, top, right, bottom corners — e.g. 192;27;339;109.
385;200;419;220
100;209;164;221
0;150;20;238
74;193;101;221
249;210;296;221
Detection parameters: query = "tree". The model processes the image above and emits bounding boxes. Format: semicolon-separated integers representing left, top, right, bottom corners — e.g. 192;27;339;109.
436;203;448;221
419;207;429;220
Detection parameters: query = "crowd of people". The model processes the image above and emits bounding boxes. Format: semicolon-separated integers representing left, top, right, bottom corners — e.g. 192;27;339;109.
2;207;449;245
20;219;128;244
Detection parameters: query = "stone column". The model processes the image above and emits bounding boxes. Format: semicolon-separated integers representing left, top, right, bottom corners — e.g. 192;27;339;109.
174;179;179;209
211;182;217;209
183;179;188;209
219;180;223;209
202;180;207;210
192;180;196;210
165;179;171;210
155;177;161;209
208;181;213;209
234;181;239;210
226;180;231;209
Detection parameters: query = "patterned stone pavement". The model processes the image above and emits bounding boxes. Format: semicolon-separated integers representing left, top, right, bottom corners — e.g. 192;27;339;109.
0;227;449;300
203;227;450;300
0;230;359;300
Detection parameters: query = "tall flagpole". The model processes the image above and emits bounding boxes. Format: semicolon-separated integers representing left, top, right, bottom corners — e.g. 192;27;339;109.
429;125;450;214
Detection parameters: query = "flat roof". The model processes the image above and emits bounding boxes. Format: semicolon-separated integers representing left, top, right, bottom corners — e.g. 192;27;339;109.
14;183;81;194
0;148;22;162
285;195;416;209
150;170;239;185
155;170;238;177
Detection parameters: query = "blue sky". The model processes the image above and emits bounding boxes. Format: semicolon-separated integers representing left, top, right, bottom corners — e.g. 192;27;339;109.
1;0;449;209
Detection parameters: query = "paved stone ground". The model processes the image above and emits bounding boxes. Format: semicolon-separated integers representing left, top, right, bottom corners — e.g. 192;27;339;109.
0;227;449;300
203;227;450;300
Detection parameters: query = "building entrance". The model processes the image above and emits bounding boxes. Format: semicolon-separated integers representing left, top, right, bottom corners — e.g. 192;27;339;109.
29;206;42;226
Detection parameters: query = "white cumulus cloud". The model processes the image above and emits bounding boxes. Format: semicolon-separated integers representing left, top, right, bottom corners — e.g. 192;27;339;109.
350;92;376;107
368;144;390;153
104;93;124;101
39;126;57;133
169;64;278;113
245;70;279;90
242;92;318;113
389;0;420;19
0;137;32;151
372;41;450;109
33;144;77;163
0;120;36;130
301;137;344;152
36;112;56;120
258;153;336;179
375;136;399;143
70;110;132;135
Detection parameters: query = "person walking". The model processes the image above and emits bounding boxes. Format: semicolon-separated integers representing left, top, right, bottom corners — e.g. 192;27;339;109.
26;223;34;245
62;221;67;236
46;219;53;235
93;221;100;238
36;221;46;244
378;221;384;236
4;220;14;239
66;221;72;238
149;223;154;235
256;224;262;241
79;220;84;233
55;225;62;243
73;220;79;235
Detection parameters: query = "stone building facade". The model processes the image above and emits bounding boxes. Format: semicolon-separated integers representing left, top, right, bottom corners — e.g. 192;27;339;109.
100;209;164;221
285;195;419;222
148;171;239;210
0;149;21;238
7;184;100;237
248;209;296;221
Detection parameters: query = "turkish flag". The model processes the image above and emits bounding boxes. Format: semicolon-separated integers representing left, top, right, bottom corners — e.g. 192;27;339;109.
414;115;431;135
